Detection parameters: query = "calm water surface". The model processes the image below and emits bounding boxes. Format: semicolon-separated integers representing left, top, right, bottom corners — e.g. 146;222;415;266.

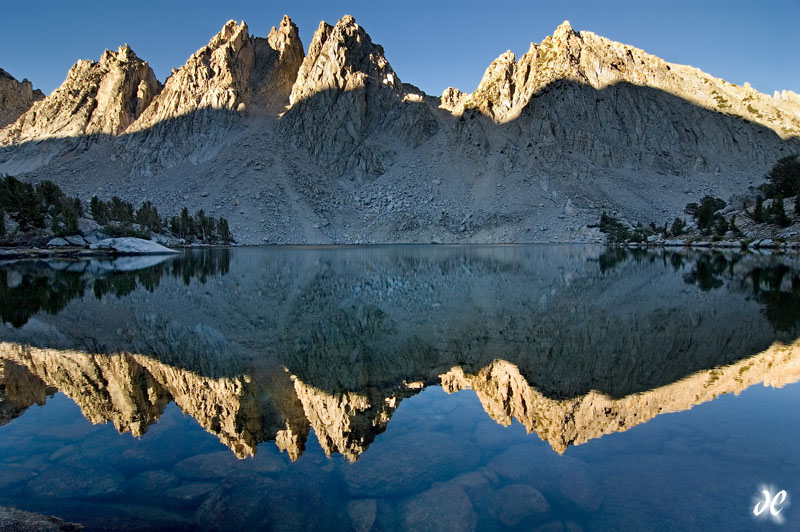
1;245;799;531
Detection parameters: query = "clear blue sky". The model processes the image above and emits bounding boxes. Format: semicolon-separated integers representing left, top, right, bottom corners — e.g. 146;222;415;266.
1;0;798;97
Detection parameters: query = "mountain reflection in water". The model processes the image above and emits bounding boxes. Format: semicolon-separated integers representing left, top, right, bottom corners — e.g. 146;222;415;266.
1;246;798;463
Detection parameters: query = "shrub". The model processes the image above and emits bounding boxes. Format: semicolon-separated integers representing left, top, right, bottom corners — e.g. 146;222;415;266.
0;176;44;231
109;196;134;223
0;209;5;237
599;211;632;243
688;196;726;234
713;216;729;236
102;224;151;240
217;218;233;243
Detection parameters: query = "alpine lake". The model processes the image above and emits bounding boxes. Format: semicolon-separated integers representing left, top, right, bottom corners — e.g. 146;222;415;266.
1;245;799;531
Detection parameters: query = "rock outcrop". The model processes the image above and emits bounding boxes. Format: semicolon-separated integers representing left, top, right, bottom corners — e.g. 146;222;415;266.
0;68;44;128
0;45;159;144
251;15;305;114
282;15;437;179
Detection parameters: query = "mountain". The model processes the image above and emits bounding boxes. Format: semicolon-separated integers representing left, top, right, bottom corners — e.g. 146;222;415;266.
0;69;44;128
0;16;798;244
0;45;159;144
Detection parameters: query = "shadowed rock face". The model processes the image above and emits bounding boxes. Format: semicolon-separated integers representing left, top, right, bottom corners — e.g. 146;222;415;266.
0;69;45;129
282;15;437;179
1;247;798;461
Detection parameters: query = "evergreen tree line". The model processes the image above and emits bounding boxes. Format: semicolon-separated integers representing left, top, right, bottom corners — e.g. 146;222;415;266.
0;176;234;244
90;195;163;237
169;207;233;244
0;176;82;236
92;196;233;243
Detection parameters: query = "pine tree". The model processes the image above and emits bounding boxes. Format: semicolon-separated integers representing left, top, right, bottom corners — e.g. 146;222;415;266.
90;196;109;224
770;195;791;227
217;217;232;243
753;196;765;223
179;207;194;241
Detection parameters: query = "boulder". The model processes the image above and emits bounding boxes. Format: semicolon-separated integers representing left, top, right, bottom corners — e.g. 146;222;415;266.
89;237;179;254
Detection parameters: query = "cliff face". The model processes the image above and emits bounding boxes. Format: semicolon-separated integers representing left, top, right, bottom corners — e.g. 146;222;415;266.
0;16;798;244
0;69;44;129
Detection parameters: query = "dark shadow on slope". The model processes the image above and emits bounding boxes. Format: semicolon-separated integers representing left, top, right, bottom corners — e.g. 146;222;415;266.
3;79;795;186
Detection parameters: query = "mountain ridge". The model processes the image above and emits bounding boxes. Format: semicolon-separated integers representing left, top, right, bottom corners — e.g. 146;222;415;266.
0;15;798;244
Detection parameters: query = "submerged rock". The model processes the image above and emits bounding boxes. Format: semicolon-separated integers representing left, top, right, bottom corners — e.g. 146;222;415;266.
494;483;550;526
0;506;82;531
347;499;377;532
401;483;477;532
342;431;480;497
27;464;126;499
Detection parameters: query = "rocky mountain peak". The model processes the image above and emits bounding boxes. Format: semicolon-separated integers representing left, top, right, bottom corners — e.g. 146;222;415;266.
463;50;518;121
130;19;253;131
284;14;436;178
552;20;576;41
0;69;45;129
252;14;304;114
289;14;398;107
0;44;159;145
267;15;300;51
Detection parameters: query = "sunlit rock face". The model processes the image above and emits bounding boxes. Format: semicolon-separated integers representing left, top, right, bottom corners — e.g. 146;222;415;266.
282;15;437;179
0;69;44;129
121;20;255;177
459;20;800;137
121;16;306;176
0;45;159;144
0;248;798;460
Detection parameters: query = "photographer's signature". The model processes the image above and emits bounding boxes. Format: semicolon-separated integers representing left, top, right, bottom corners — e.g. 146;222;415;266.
753;487;789;525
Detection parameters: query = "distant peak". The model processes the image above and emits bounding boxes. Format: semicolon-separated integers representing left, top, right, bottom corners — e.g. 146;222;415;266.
553;20;576;40
270;14;299;38
337;14;358;28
